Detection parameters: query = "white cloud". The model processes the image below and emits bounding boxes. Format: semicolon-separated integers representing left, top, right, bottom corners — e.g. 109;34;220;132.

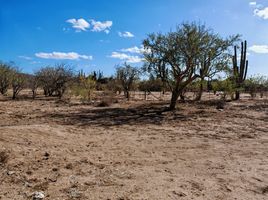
109;52;143;63
249;2;257;6
91;20;112;34
118;31;134;38
121;45;151;54
121;46;143;54
35;52;93;60
66;18;90;32
18;56;33;60
66;18;113;33
249;45;268;53
254;7;268;19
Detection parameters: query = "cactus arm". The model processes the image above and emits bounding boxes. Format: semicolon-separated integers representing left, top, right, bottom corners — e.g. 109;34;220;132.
233;46;238;77
244;60;248;81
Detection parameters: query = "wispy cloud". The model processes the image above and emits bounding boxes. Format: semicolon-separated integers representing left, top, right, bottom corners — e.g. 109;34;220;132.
66;18;90;32
121;46;147;54
35;52;93;60
109;45;149;63
18;55;33;60
249;45;268;53
91;20;113;34
249;2;257;6
118;31;134;38
109;52;143;63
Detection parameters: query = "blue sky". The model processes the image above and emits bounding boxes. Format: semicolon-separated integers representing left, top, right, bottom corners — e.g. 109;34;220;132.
0;0;268;76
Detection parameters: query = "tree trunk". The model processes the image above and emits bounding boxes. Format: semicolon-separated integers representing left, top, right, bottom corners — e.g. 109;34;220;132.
32;90;36;99
235;91;240;100
12;91;16;100
180;94;185;102
126;90;130;101
169;90;180;110
195;79;204;101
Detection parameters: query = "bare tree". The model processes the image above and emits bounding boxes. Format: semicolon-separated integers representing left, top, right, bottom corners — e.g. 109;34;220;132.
28;76;39;99
116;63;140;100
36;63;73;99
11;69;26;99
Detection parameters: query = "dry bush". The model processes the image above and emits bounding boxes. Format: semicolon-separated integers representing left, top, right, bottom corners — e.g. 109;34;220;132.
36;63;74;99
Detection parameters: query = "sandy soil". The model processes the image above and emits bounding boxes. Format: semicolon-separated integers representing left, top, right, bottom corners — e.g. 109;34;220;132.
0;95;267;200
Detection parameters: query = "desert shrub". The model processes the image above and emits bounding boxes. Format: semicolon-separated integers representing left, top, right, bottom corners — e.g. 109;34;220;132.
36;64;73;98
106;78;123;94
72;76;96;102
244;75;268;98
212;79;236;100
138;76;164;93
244;78;258;98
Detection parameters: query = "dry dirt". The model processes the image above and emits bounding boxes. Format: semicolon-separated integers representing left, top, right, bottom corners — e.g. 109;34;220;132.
0;94;267;200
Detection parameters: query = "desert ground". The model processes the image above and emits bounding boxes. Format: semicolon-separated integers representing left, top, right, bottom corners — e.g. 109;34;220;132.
0;92;267;200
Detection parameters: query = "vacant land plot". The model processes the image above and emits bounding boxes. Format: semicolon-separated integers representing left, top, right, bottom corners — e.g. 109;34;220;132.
0;96;267;200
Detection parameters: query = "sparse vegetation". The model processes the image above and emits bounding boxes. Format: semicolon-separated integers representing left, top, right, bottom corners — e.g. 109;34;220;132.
116;63;140;100
1;0;268;197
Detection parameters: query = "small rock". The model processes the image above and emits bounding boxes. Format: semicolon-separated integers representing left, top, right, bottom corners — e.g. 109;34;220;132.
48;173;59;182
32;191;45;200
68;188;82;199
7;171;15;175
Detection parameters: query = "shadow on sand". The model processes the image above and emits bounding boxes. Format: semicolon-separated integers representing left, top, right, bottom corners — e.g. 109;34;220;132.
45;102;189;127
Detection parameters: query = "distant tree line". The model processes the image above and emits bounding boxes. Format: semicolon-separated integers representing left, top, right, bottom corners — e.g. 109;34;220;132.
0;22;268;109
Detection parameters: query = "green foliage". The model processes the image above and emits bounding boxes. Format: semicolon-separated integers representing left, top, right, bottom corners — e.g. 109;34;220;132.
72;76;96;102
212;79;236;100
244;75;268;98
138;75;164;92
143;22;238;108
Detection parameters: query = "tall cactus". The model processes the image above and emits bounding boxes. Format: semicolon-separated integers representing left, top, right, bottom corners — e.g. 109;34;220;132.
232;40;248;100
